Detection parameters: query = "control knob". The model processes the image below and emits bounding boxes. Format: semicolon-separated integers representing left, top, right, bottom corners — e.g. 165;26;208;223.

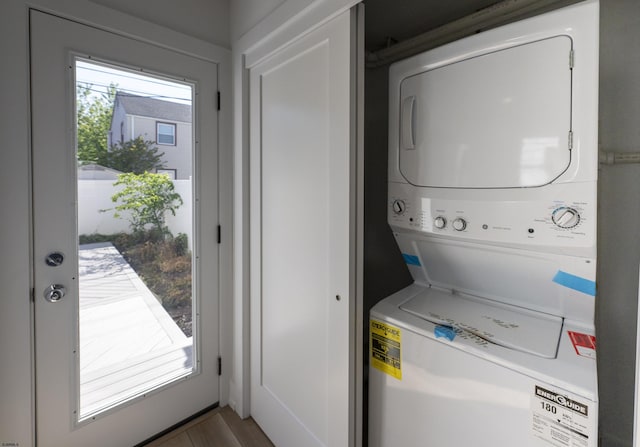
434;216;447;229
552;207;580;229
392;199;406;215
452;218;467;231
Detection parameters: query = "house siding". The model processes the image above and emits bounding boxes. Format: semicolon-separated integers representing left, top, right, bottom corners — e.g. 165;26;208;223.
108;99;127;146
109;93;193;179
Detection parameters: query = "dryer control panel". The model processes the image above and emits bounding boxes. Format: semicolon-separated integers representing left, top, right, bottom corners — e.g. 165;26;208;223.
388;181;596;256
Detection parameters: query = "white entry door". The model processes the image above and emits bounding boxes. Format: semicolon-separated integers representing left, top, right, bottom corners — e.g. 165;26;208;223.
249;8;361;447
31;10;219;446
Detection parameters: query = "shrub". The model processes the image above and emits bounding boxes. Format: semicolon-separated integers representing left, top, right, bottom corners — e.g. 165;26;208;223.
172;233;189;256
109;172;183;237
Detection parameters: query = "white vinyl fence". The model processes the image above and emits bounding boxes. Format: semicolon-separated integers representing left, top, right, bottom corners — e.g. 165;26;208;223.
78;179;193;249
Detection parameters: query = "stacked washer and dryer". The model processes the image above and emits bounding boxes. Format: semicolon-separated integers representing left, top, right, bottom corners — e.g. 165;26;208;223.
369;1;599;446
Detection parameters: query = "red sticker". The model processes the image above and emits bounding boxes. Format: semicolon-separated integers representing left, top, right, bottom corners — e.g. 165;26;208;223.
567;331;596;359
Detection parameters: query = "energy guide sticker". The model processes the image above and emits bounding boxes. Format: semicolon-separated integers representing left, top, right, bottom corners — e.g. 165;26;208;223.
370;320;402;380
531;385;595;447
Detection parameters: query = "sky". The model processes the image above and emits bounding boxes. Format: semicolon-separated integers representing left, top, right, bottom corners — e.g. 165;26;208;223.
75;58;192;105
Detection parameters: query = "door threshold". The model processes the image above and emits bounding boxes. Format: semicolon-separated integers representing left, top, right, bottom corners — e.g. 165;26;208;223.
136;402;219;446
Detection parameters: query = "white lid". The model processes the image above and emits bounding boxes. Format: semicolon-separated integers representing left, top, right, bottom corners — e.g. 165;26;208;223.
400;287;563;358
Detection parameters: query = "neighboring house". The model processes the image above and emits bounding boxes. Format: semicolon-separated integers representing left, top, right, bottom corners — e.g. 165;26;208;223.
108;92;192;179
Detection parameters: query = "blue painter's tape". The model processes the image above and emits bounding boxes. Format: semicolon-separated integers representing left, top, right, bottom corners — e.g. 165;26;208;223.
402;254;421;266
435;325;456;341
552;270;596;296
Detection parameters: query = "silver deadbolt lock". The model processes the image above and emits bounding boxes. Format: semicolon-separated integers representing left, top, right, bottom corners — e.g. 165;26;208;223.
44;284;66;303
45;252;65;267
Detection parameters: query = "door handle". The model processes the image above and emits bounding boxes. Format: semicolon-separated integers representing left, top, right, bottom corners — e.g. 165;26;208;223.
401;95;416;150
44;284;66;303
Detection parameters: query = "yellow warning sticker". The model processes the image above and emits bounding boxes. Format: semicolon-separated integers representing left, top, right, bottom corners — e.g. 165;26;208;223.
370;319;402;380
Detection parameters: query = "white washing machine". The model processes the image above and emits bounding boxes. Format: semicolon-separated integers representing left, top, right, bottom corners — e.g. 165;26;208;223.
369;1;600;446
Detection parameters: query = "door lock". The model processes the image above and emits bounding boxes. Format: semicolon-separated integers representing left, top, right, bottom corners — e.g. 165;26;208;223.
45;252;65;267
44;284;66;303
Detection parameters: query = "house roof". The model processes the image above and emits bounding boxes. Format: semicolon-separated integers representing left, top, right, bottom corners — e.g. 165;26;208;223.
77;163;123;180
115;92;192;123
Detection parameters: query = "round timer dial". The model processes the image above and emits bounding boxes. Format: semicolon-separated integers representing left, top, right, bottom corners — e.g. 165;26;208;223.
392;199;406;215
552;207;581;229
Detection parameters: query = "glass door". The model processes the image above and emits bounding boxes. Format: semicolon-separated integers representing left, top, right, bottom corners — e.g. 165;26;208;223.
31;10;219;446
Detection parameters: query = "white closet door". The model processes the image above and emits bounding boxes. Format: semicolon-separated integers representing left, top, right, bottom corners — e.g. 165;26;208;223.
249;8;359;447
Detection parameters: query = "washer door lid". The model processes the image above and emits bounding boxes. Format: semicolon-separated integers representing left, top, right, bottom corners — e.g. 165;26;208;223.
400;288;563;358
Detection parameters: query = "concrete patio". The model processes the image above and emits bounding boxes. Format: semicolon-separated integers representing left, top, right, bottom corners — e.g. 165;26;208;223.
78;242;193;419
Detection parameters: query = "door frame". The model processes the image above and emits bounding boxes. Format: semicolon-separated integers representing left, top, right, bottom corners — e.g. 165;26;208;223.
0;2;231;445
233;1;363;445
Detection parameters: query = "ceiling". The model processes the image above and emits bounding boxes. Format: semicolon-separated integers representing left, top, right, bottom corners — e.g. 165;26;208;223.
363;0;500;52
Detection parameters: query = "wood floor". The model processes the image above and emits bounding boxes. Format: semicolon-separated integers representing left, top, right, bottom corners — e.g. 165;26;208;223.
144;406;274;447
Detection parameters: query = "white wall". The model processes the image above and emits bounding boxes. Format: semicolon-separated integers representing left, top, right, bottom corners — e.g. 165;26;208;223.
78;179;193;249
229;0;285;41
163;181;194;246
90;0;230;48
0;3;34;446
79;180;131;235
0;2;230;446
597;1;640;446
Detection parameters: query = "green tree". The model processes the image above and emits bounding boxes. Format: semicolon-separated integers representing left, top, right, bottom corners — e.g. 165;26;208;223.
98;136;165;174
110;172;183;237
76;83;116;164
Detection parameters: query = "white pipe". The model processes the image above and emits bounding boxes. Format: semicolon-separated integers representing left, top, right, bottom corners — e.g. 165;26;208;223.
366;0;580;68
599;151;640;165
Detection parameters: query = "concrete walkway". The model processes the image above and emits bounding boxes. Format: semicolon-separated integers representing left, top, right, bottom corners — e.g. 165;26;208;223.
78;242;192;419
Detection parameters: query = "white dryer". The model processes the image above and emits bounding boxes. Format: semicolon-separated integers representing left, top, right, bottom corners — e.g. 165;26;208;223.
369;1;600;446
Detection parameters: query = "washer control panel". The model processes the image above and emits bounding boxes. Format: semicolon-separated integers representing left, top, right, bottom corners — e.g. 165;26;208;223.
388;182;595;252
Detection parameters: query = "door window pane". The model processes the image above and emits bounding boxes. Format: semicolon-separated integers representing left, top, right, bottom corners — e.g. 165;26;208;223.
75;59;195;421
